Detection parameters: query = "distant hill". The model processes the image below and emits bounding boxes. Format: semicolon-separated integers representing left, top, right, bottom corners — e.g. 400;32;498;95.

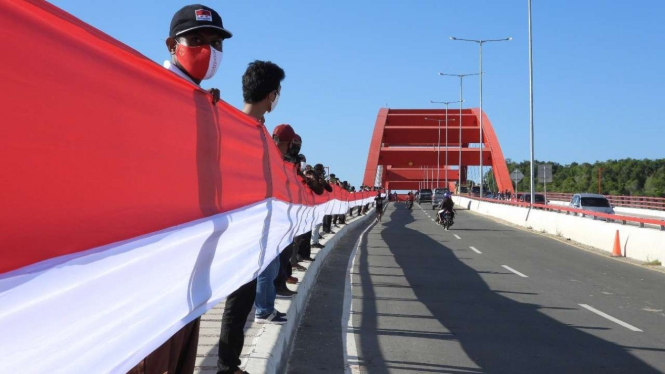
486;158;665;197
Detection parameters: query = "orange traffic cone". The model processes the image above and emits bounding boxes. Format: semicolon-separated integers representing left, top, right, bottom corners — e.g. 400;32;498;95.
611;230;622;257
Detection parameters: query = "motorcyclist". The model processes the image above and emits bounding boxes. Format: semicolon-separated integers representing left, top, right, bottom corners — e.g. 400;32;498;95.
438;192;455;227
406;191;414;209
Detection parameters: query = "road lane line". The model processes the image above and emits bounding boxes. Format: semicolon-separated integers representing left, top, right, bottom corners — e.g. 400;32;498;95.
342;219;377;373
502;265;528;278
453;234;461;240
470;246;482;254
579;304;642;332
431;219;435;221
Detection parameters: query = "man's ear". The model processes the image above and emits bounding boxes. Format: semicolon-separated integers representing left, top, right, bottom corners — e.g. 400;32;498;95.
268;90;277;103
166;37;177;54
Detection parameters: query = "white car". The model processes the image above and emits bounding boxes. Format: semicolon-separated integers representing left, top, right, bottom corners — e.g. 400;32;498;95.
569;193;614;214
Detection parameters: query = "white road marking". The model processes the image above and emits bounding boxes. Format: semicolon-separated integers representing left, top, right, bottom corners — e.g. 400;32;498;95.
431;219;435;221
502;265;528;278
579;304;642;332
453;234;461;240
342;220;376;373
470;246;482;254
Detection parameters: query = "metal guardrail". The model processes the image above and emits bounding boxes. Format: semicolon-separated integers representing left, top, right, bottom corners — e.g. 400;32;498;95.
516;192;665;212
467;196;665;231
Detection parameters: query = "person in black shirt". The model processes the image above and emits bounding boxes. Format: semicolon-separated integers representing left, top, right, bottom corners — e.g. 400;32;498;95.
218;60;285;374
438;193;456;228
374;191;384;222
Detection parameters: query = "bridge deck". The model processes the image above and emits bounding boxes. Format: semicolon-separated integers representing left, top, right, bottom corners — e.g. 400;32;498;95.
288;203;665;373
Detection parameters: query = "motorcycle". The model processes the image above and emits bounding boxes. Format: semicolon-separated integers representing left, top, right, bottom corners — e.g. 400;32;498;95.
406;200;413;210
437;210;454;230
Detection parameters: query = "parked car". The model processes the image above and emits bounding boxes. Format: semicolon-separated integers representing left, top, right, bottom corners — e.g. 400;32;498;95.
569;193;614;214
520;193;547;205
470;186;481;197
417;189;432;204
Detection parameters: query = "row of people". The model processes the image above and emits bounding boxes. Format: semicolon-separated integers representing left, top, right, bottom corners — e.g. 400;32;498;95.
128;5;383;374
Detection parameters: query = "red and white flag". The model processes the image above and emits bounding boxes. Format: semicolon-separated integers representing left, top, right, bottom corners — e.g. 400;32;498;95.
0;2;374;373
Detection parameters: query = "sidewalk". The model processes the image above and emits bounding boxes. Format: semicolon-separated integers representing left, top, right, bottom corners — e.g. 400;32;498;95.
194;209;375;373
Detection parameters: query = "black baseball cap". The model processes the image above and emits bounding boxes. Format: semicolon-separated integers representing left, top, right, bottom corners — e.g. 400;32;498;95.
169;4;233;39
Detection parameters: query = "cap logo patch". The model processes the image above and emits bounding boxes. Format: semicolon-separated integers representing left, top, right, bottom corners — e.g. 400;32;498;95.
195;9;213;21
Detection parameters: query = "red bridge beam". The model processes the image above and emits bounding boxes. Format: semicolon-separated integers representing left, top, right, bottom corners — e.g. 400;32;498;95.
386;181;428;191
383;126;481;146
362;108;389;187
471;108;512;193
384;168;460;182
379;147;492;168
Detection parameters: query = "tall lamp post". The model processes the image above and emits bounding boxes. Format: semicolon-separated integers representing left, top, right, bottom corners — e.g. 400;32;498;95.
424;118;445;190
427;100;461;191
438;73;480;194
450;36;511;198
528;0;536;206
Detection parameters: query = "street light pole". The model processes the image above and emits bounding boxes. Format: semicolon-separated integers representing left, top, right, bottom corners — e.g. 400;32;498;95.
428;101;462;191
439;73;480;194
528;0;536;206
424;118;443;191
450;36;511;198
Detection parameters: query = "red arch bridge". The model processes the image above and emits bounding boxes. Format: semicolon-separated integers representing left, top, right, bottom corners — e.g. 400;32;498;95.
362;108;514;193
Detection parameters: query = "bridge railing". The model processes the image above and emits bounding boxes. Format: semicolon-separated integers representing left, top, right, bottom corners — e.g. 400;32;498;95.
516;192;665;212
465;196;665;231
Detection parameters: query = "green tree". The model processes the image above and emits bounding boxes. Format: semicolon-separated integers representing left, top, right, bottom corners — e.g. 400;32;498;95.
485;158;665;197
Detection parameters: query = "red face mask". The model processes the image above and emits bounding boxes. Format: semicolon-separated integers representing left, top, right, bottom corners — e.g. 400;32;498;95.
175;43;222;81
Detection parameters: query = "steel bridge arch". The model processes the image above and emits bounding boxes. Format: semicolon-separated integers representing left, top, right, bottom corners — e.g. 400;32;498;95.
362;108;513;193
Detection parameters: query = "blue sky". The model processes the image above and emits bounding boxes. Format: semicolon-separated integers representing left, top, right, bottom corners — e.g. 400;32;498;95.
50;0;665;187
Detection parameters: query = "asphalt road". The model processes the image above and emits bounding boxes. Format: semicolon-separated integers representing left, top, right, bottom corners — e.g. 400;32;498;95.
287;203;665;373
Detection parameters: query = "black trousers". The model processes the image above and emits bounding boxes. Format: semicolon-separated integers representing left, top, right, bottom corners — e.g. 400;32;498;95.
275;243;293;288
128;318;200;374
298;231;312;259
292;233;307;265
217;279;257;374
322;215;333;233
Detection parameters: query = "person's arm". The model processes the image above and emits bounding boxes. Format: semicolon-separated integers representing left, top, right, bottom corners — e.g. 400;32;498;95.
303;172;325;195
322;178;333;192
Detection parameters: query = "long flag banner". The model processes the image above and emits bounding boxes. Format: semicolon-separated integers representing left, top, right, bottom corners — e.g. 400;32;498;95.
0;1;376;373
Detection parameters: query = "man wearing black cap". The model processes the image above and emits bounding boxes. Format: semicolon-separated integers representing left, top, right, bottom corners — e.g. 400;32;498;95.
127;5;232;374
165;4;233;102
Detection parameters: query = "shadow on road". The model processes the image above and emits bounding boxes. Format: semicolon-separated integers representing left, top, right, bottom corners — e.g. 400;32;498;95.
355;204;660;374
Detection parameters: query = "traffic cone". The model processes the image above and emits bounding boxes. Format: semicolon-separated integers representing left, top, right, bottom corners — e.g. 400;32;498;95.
611;230;622;257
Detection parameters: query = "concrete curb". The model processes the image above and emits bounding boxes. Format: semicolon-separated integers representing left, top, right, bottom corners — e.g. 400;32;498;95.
243;209;376;374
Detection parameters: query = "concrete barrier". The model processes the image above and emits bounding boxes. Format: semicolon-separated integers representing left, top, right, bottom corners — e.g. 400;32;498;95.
243;207;377;373
454;196;664;267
